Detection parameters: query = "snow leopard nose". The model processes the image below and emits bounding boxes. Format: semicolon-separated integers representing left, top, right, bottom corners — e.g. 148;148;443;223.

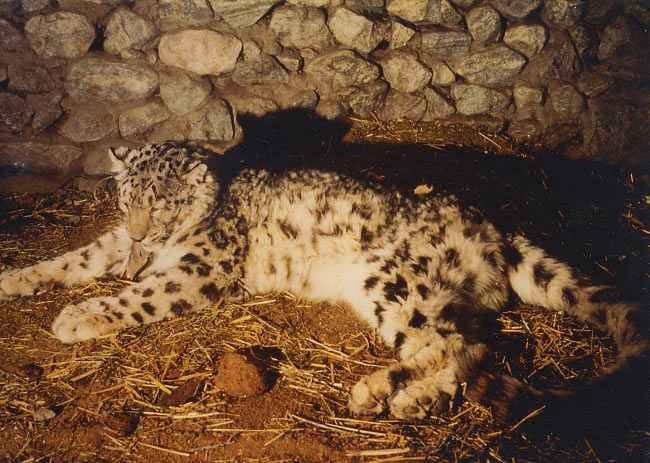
127;207;151;242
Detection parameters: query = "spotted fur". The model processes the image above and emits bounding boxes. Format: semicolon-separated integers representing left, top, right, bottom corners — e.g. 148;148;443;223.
0;141;647;421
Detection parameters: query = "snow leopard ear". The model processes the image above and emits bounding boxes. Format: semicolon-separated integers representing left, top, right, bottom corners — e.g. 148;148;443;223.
182;162;208;185
108;147;129;175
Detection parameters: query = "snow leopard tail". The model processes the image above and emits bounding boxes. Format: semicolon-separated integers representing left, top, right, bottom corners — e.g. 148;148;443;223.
457;234;649;425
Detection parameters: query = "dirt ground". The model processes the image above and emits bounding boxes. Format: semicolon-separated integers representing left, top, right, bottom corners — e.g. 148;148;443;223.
1;116;649;462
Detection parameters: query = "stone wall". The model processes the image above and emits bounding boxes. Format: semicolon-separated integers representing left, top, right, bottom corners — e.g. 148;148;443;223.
0;0;649;185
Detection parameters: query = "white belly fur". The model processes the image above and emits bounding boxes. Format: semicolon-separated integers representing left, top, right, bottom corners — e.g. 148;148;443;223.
243;224;377;326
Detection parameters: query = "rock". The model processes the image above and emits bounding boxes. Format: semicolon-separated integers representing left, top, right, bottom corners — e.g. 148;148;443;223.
503;23;548;58
119;101;170;138
389;20;416;49
508;116;542;140
421;29;471;58
541;0;586;28
233;54;289;86
576;71;614;98
449;0;476;7
304;49;380;95
150;118;193;143
283;89;319;110
269;5;333;50
422;87;455;120
451;44;526;85
214;351;267;397
58;105;116;142
21;0;49;12
228;95;279;117
0;0;15;16
378;50;431;93
159;29;242;76
567;25;593;58
209;0;277;29
276;49;303;72
0;142;83;176
118;47;148;61
526;32;581;81
379;90;427;121
345;0;384;14
0;18;27;51
597;15;648;62
492;0;543;19
300;48;318;61
245;22;284;57
158;0;214;26
584;0;617;25
104;7;157;55
67;146;113;183
316;98;349;119
452;84;510;115
187;98;234;140
466;5;502;46
0;65;5;83
241;40;262;61
24;11;95;59
349;79;389;118
0;92;32;132
449;0;474;6
159;69;212;116
624;3;650;31
246;84;319;111
55;0;113;24
32;408;56;422
328;7;387;53
422;58;455;86
513;83;544;107
65;58;159;101
7;63;56;93
386;0;462;26
287;0;342;5
26;91;63;133
145;50;158;65
83;143;126;176
421;52;448;76
581;95;650;164
549;83;585;118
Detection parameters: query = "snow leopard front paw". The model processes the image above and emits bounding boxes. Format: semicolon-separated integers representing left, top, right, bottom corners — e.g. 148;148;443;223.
0;269;37;301
348;364;413;416
349;364;457;420
388;385;452;420
348;375;390;415
52;303;119;343
0;279;12;301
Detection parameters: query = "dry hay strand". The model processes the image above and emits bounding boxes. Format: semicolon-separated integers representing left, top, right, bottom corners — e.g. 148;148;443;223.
0;187;120;270
0;178;648;462
346;116;524;157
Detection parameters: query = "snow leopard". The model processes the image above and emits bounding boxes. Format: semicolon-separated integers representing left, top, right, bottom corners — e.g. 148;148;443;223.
0;140;647;422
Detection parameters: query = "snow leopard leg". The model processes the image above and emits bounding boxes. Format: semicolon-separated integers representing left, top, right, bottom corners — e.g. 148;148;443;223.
52;258;240;343
349;331;467;419
350;360;462;420
0;226;132;301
